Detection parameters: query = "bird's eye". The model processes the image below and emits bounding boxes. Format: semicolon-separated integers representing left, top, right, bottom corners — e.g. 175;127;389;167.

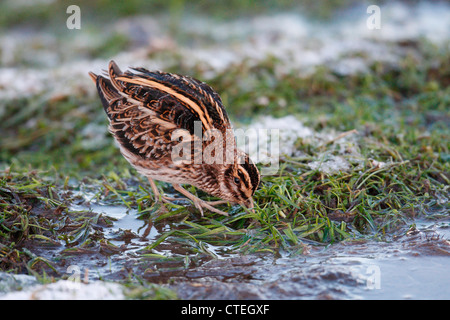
234;177;240;184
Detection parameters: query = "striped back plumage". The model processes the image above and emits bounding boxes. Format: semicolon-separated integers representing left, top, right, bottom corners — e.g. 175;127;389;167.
89;61;232;162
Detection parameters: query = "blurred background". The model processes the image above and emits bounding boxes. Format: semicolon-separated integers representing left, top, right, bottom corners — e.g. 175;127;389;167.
0;0;449;174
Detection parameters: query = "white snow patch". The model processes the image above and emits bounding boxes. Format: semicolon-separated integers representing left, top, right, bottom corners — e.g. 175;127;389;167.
0;280;125;300
178;2;450;77
0;272;38;293
238;115;313;165
240;115;366;175
308;155;351;175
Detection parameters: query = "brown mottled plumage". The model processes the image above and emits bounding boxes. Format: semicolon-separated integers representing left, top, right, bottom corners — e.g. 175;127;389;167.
89;61;260;216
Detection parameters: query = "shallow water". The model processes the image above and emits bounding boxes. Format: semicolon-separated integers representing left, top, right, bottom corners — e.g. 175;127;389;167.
167;220;450;300
105;207;450;299
1;199;449;299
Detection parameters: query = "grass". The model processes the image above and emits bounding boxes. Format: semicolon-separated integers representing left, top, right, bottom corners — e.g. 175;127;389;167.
2;45;448;256
0;1;449;299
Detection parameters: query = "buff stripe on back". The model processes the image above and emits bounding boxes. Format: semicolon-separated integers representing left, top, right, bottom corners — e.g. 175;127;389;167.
116;76;213;132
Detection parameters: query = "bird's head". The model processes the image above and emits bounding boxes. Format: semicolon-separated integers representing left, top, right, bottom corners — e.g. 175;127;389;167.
202;149;260;209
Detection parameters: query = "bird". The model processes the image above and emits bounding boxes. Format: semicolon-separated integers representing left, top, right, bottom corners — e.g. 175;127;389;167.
89;61;260;216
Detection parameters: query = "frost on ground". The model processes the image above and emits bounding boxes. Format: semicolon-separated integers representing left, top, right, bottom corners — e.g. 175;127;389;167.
241;115;361;175
239;115;313;171
308;155;351;175
0;277;125;300
0;272;38;294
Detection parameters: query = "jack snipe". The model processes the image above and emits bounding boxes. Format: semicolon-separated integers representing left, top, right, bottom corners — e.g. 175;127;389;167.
89;61;260;216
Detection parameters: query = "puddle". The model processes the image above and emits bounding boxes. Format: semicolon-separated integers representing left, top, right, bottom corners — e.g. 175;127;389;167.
71;203;160;241
63;203;165;281
54;201;237;284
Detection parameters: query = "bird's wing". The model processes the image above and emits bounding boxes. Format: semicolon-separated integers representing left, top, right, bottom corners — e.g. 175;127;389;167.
89;61;232;162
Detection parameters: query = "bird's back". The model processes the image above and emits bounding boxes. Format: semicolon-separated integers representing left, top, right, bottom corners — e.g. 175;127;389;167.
89;61;232;166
